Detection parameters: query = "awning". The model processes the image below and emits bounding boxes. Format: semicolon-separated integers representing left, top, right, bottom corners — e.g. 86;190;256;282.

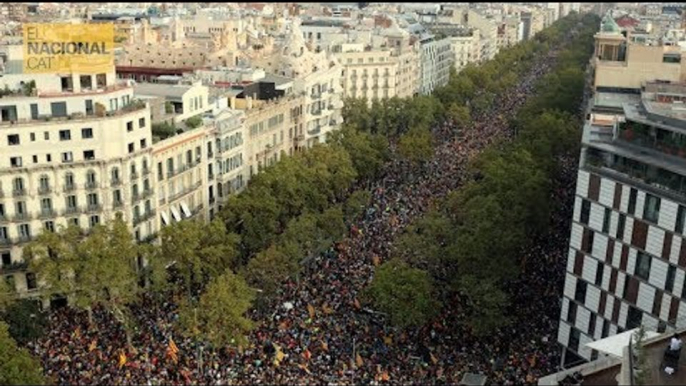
160;211;170;226
585;328;660;358
180;202;192;218
170;206;181;222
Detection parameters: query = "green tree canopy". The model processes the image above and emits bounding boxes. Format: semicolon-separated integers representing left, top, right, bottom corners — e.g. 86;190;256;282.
177;270;255;347
0;320;46;385
366;259;439;328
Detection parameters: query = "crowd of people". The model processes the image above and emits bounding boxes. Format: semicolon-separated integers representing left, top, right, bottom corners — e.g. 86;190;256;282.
25;34;583;386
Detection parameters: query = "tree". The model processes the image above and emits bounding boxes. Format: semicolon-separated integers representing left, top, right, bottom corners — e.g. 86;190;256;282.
185;115;204;129
157;219;239;294
457;276;509;336
365;259;439;328
343;190;371;222
0;277;14;311
2;299;48;345
447;103;471;129
242;243;301;299
25;218;140;329
0;321;46;385
177;270;255;347
398;126;433;165
151;122;177;139
327;127;389;180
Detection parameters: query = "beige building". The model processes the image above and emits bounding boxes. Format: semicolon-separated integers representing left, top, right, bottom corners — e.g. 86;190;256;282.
449;29;482;73
0;45;156;293
134;82;211;124
593;15;686;92
337;47;406;103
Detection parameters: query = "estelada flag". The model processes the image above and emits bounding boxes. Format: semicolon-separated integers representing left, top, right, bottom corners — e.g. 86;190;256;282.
88;340;97;352
118;352;127;369
167;338;179;364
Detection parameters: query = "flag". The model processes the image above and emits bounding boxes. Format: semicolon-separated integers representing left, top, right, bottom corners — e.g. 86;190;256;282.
353;298;361;310
167;338;179;364
298;363;311;374
274;344;285;367
381;371;390;382
355;353;363;367
118;352;127;369
430;352;438;365
303;348;311;361
307;304;315;319
383;335;392;346
321;340;329;352
73;326;81;339
322;303;334;314
88;340;97;352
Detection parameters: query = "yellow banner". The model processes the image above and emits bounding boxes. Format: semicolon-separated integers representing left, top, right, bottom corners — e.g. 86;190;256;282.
23;23;114;74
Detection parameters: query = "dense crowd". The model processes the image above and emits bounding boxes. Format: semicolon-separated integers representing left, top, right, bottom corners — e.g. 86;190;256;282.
26;36;583;386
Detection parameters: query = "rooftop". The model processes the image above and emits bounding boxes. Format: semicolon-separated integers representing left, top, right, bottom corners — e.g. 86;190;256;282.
133;82;195;100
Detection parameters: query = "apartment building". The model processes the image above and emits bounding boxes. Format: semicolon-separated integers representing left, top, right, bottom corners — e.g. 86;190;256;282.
557;14;686;366
418;35;454;95
211;109;246;215
0;46;156;293
593;15;686;92
337;46;408;103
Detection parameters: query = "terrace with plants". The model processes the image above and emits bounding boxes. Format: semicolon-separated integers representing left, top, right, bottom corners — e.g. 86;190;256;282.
617;119;686;159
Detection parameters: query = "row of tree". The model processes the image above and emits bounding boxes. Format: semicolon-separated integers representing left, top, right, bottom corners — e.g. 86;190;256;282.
364;12;600;334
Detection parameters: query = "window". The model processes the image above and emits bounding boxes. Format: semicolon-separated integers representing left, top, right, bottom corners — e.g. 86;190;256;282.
81;128;93;139
113;190;122;206
603;208;611;234
140;139;147;149
111;167;120;183
127;121;134;132
626;306;643;329
157;162;163;181
569;328;581;352
580;200;590;225
44;131;49;140
86;171;97;186
40;198;52;214
1;252;9;266
10;157;21;167
44;221;55;232
628;188;637;215
87;193;98;207
7;134;19;146
69;218;79;227
666;265;677;293
575;280;587;303
85;99;93;115
26;272;37;290
18;224;30;239
0;227;6;241
39;175;49;192
50;102;67;117
15;201;25;215
602;320;610;338
139;117;145;128
46;154;51;163
80;75;92;90
30;132;36;141
128;143;134;154
66;195;77;209
83;150;95;160
677;205;686;234
30;104;38;120
567;301;577;323
595;261;604;286
617;214;626;239
635;252;651;281
167;158;174;176
32;155;38;164
61;152;73;163
96;73;106;88
13;177;24;194
89;215;100;227
64;173;75;189
643;194;660;223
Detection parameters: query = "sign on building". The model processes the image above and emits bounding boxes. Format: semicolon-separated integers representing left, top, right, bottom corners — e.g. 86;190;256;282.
22;23;114;74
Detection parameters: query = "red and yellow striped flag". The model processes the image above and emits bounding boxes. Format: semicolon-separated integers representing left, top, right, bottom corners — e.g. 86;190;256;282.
118;352;127;369
167;337;179;363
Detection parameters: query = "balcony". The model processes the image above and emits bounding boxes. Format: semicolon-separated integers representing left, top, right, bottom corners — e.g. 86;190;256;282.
617;121;686;160
38;209;56;219
134;209;156;226
12;188;25;198
111;178;122;187
142;168;151;177
62;207;81;216
311;92;322;100
0;261;28;274
113;200;124;209
16;235;32;244
0;238;11;246
37;186;52;195
63;184;76;193
84;181;98;190
0;213;6;222
168;181;202;203
11;212;32;222
130;171;139;181
0;190;4;198
86;204;102;213
308;127;322;136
